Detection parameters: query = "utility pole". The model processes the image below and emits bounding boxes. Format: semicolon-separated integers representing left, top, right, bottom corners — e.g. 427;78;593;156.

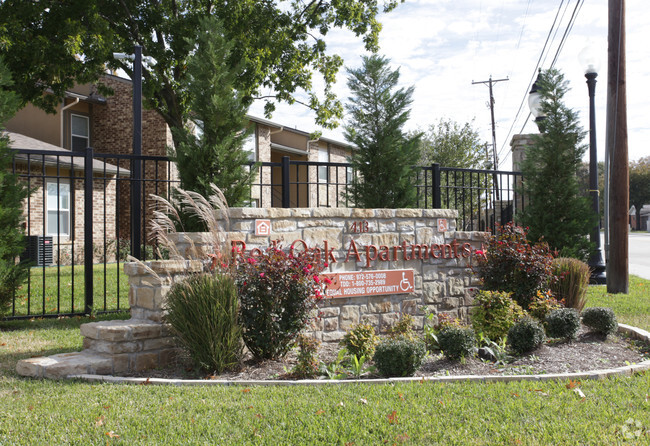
606;0;628;293
473;75;508;199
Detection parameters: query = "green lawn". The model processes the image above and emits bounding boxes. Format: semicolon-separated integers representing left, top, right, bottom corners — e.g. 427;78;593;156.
0;277;648;444
10;263;130;317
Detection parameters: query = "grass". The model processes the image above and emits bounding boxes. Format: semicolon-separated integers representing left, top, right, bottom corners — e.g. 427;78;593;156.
0;277;648;444
9;263;130;317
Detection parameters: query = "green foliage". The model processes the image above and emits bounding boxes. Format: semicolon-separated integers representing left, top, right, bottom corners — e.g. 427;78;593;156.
173;17;256;221
164;273;242;373
527;289;563;322
291;335;321;379
437;326;477;360
550;257;590;311
517;68;596;260
320;348;348;380
423;312;462;351
235;246;324;360
545;308;581;340
0;0;402;146
473;223;555;309
387;313;416;340
581;307;618;336
340;323;379;359
470;290;525;343
0;57;30;318
417;118;487;168
372;336;427;377
507;316;546;355
344;54;422;208
629;156;650;230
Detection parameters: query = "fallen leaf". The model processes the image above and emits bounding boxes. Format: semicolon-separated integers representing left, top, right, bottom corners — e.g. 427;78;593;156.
247;405;254;410
398;393;404;401
395;433;410;443
511;393;520;397
255;413;263;419
140;377;151;386
95;415;105;427
27;405;34;411
315;409;325;415
105;431;120;439
242;388;251;393
387;410;398;425
566;380;580;389
103;405;111;410
1;343;6;346
359;398;368;405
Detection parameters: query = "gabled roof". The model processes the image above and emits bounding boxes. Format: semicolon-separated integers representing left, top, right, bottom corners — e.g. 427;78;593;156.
4;131;130;177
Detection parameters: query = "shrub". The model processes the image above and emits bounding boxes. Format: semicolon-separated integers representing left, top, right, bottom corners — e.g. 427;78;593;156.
470;290;525;342
373;336;427;377
291;335;321;379
164;273;242;373
582;307;618;336
545;308;581;340
527;289;563;321
473;223;555;309
437;326;477;360
235;246;325;360
423;312;462;352
387;313;416;340
507;317;546;355
341;323;379;359
550;257;590;311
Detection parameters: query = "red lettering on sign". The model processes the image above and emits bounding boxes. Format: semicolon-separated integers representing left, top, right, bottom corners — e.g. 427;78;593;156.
462;243;472;258
324;240;337;264
345;239;362;263
431;244;441;259
379;245;390;261
365;245;378;267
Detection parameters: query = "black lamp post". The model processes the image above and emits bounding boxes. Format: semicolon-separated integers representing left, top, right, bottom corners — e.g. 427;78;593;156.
580;47;607;284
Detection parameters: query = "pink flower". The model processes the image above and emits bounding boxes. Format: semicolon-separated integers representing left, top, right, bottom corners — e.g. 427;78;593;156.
247;257;256;264
260;272;265;278
313;275;320;283
324;277;332;285
324;262;329;267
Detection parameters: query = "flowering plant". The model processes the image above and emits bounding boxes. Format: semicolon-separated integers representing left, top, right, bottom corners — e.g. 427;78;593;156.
472;222;555;309
235;246;326;360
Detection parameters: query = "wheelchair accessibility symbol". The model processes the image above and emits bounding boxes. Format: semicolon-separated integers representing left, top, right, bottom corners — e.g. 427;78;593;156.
399;271;413;292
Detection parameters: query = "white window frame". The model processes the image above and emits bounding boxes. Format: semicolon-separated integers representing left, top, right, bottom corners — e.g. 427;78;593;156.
318;146;329;183
46;180;71;237
70;113;89;151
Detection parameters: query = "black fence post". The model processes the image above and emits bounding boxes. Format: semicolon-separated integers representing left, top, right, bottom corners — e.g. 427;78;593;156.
84;147;94;314
432;163;441;209
281;156;290;208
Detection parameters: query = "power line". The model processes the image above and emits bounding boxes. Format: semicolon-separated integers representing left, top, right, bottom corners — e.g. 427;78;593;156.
472;76;509;170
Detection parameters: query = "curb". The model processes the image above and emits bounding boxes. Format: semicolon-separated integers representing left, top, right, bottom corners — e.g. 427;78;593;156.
67;323;650;387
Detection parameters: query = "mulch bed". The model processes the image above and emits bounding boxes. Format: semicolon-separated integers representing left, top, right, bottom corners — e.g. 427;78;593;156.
130;327;650;381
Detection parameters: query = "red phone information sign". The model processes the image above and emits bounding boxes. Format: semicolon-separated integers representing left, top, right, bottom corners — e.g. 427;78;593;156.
322;269;414;298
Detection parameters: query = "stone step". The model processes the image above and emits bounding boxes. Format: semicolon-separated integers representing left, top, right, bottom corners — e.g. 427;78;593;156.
80;318;170;342
16;351;113;379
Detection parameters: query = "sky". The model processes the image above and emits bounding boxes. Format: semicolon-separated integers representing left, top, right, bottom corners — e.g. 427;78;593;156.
249;0;649;170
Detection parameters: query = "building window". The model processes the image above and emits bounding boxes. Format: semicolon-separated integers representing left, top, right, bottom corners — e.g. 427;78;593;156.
46;181;71;237
242;125;257;162
346;166;354;184
70;114;89;151
318;146;329;182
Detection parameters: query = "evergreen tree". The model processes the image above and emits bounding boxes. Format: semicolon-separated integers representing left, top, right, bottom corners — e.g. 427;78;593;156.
344;55;421;208
518;68;596;260
0;57;30;317
173;17;256;229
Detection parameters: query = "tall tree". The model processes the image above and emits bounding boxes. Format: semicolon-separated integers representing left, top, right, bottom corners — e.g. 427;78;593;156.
344;55;421;208
629;156;650;230
416;119;487;168
518;68;596;260
0;57;31;317
0;0;403;147
173;16;255;217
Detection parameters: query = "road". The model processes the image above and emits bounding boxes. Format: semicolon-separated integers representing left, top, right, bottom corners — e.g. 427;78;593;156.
601;232;650;280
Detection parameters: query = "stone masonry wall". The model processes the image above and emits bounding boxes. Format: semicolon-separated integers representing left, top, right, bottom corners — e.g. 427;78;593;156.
213;207;488;341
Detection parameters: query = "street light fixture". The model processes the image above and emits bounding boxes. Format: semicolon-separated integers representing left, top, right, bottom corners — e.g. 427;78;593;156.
528;69;547;132
579;45;607;284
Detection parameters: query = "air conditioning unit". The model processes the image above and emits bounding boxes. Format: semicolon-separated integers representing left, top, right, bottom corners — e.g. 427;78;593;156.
23;235;54;266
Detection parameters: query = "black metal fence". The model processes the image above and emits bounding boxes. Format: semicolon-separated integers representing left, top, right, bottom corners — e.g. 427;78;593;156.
6;149;521;320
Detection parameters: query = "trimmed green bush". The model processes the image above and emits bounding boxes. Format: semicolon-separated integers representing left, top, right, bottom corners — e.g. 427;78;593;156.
550;257;590;311
341;323;379;359
164;273;242;373
437;326;477;360
373;336;427;377
470;290;525;342
582;307;618;336
507;317;546;355
545;308;581;340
